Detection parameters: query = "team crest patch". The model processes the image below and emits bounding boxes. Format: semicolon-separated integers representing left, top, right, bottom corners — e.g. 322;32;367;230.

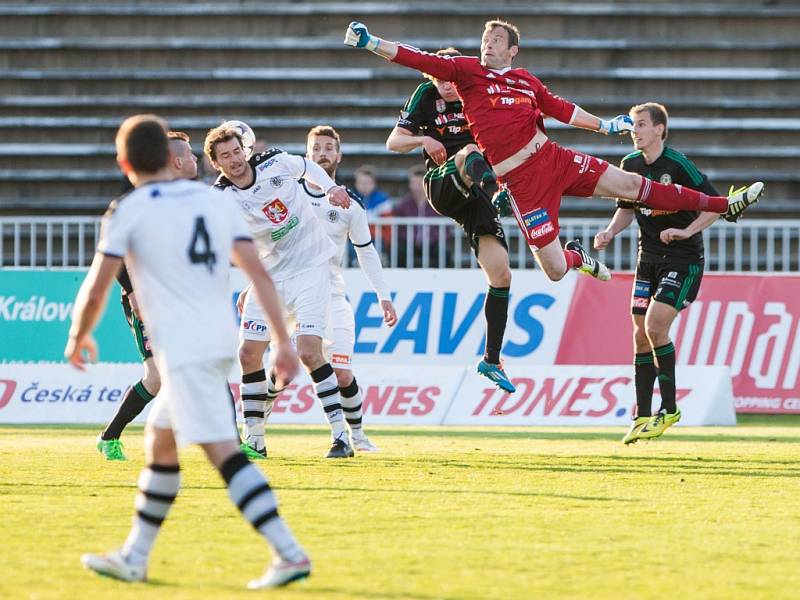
435;99;446;113
270;176;283;188
263;199;289;224
327;210;339;223
660;173;672;185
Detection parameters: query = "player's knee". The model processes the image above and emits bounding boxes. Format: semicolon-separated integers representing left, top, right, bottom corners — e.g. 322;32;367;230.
644;323;669;347
238;344;263;371
334;369;353;389
298;347;324;370
543;266;566;282
491;266;512;287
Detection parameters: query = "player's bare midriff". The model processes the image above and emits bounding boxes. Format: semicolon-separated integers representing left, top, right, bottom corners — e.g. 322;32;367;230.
492;128;549;177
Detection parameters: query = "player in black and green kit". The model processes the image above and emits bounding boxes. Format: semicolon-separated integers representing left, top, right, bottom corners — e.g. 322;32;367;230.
594;102;733;444
386;47;515;393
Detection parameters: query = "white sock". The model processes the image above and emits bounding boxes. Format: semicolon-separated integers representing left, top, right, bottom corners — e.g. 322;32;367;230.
340;376;364;436
309;363;347;439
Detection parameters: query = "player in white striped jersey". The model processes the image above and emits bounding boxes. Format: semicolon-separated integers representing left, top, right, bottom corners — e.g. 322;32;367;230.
205;124;358;459
301;125;398;452
70;115;309;589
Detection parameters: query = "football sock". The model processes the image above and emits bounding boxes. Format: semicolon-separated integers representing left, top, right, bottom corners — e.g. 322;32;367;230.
465;151;499;195
310;363;348;439
220;452;305;562
339;377;363;435
121;464;180;567
241;369;267;450
102;380;155;441
484;286;509;365
634;352;657;418
654;342;677;413
637;178;728;213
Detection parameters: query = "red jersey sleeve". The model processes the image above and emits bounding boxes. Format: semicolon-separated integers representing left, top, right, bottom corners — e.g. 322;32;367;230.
392;44;469;82
533;80;577;124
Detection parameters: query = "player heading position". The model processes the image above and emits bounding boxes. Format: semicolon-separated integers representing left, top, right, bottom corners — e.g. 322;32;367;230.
386;47;515;393
594;103;724;444
206;124;358;459
69;115;311;588
96;131;199;461
344;20;764;283
301;125;397;450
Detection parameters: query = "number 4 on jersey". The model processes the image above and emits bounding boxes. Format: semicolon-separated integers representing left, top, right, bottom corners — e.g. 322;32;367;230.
188;216;217;273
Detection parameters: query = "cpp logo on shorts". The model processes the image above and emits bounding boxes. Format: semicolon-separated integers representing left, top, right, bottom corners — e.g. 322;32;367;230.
242;320;267;333
0;379;17;410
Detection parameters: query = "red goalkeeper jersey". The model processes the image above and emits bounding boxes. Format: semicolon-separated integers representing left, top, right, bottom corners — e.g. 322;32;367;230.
392;44;577;166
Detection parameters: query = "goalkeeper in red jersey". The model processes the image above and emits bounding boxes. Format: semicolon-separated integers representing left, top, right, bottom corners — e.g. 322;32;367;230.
344;20;763;283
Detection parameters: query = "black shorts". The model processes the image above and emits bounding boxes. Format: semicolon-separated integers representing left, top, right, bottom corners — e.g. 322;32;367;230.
423;157;507;257
122;295;152;361
631;262;704;315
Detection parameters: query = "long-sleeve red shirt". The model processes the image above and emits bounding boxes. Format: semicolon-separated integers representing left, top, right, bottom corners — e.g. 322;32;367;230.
392;44;577;166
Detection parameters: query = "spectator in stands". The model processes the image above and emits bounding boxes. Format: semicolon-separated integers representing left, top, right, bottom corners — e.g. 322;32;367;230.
354;165;391;216
395;164;447;266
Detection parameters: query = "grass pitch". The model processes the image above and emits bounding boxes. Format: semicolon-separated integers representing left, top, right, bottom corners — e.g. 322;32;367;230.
1;418;799;600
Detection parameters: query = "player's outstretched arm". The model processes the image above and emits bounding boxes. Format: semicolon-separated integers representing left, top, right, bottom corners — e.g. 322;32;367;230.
570;106;633;136
661;211;720;244
344;21;459;82
386;126;448;166
344;21;398;59
65;253;122;369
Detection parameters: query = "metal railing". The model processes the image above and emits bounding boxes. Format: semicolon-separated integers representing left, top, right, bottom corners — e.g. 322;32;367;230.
2;216;799;272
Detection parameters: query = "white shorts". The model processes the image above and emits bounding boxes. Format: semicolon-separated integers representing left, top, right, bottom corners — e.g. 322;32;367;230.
324;293;356;370
240;264;330;342
147;357;238;448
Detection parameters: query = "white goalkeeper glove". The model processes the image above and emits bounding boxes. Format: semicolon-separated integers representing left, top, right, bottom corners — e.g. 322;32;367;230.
344;21;380;52
598;114;634;135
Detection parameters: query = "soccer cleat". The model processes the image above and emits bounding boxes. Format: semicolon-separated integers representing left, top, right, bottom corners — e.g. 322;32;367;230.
325;435;355;459
622;416;651;445
240;441;267;460
247;556;311;589
96;434;127;461
723;181;764;223
476;359;516;393
565;239;611;281
81;551;146;582
638;407;682;440
351;432;380;453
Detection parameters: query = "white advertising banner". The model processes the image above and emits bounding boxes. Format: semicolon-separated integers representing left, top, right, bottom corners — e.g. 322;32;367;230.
230;268;578;366
444;365;736;426
0;363;153;424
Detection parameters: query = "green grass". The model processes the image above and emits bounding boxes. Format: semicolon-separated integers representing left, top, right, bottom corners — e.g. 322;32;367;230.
2;417;800;600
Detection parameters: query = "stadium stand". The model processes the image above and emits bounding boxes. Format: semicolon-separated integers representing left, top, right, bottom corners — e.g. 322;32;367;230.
0;0;798;218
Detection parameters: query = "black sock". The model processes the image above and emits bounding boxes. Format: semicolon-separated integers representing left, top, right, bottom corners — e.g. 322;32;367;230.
483;286;510;365
654;342;677;413
102;380;155;440
634;352;657;418
465;151;498;196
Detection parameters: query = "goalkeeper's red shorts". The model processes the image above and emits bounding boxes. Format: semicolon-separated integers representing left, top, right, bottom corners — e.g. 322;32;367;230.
498;141;609;250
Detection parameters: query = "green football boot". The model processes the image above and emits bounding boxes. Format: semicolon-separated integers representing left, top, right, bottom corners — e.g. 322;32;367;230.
96;435;127;461
638;407;682;440
622;416;650;445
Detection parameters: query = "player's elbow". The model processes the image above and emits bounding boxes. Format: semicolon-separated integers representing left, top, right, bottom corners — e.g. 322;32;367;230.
385;136;404;153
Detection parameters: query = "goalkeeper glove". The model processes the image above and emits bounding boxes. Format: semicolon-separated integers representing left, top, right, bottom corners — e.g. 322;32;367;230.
598;115;634;135
344;21;380;52
492;189;512;218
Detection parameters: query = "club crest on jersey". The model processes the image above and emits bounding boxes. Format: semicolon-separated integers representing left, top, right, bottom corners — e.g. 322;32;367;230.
660;173;672;185
327;210;339;223
270;176;283;188
435;99;446;113
263;199;289;224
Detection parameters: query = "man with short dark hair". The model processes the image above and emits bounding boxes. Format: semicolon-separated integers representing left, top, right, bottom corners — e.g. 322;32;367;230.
594;102;722;443
386;46;516;392
71;114;311;589
344;20;763;284
96;130;198;461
